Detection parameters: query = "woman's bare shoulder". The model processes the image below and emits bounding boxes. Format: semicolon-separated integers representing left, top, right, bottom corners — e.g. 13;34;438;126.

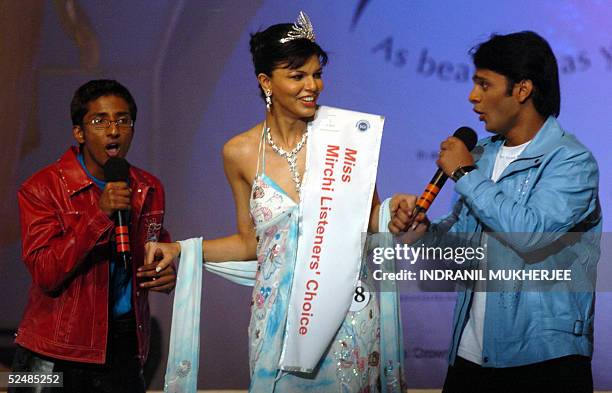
223;123;263;166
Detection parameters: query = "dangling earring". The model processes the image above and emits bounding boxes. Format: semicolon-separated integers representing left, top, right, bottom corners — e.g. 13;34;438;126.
265;90;272;112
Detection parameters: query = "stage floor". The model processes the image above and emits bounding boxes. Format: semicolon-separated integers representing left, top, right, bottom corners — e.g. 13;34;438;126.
4;388;612;392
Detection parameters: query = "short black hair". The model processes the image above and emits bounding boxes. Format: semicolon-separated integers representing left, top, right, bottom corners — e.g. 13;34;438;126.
70;79;137;126
249;23;328;99
470;31;560;118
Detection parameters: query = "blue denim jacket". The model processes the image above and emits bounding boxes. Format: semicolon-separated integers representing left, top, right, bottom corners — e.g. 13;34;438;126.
432;116;602;367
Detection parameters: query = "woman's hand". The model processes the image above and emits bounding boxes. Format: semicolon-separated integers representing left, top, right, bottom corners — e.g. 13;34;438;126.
389;194;417;233
388;193;430;235
144;241;181;276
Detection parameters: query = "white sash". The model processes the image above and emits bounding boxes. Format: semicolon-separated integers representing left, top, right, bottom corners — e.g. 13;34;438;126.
279;106;384;372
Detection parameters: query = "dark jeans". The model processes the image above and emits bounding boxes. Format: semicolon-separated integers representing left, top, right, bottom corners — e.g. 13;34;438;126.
442;355;593;393
9;318;145;393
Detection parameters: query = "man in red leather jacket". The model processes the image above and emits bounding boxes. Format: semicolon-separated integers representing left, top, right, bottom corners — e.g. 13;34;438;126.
10;80;176;393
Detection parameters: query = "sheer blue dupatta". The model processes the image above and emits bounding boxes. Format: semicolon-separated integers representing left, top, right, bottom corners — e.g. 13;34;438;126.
376;198;406;392
164;237;256;392
164;238;203;393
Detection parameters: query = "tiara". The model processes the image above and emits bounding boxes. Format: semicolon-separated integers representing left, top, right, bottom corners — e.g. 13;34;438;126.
279;11;316;44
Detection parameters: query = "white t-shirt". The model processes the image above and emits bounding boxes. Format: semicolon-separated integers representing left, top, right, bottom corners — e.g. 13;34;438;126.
457;140;530;365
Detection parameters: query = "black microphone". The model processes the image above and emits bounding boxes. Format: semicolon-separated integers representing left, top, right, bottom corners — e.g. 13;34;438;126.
103;157;131;268
413;127;478;216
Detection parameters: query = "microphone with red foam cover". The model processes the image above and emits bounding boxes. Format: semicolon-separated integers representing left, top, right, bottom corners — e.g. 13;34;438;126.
103;157;131;267
413;126;478;216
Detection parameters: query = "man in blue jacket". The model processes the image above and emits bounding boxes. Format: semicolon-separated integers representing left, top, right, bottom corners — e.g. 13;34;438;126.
391;31;601;393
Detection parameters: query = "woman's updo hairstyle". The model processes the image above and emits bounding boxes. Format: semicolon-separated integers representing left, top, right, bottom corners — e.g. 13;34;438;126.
249;21;328;98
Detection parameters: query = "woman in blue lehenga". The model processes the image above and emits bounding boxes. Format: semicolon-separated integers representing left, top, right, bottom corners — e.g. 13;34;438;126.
148;13;405;392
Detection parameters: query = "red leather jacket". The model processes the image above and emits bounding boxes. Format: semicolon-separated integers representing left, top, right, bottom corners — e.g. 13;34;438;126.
15;147;170;365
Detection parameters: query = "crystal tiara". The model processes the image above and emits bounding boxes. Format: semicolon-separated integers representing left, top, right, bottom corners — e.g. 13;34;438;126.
279;11;316;44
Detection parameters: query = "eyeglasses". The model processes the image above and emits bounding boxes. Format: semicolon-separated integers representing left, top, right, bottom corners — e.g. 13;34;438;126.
86;118;134;130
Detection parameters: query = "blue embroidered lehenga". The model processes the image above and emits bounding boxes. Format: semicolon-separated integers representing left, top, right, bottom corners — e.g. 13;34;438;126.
247;130;381;392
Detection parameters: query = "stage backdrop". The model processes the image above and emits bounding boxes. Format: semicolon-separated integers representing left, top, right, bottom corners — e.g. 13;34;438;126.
0;0;610;390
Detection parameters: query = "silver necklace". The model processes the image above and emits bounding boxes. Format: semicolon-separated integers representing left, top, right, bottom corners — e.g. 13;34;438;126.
266;125;307;194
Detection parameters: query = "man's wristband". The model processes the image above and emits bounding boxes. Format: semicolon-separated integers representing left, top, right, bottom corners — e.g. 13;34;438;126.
450;165;477;182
